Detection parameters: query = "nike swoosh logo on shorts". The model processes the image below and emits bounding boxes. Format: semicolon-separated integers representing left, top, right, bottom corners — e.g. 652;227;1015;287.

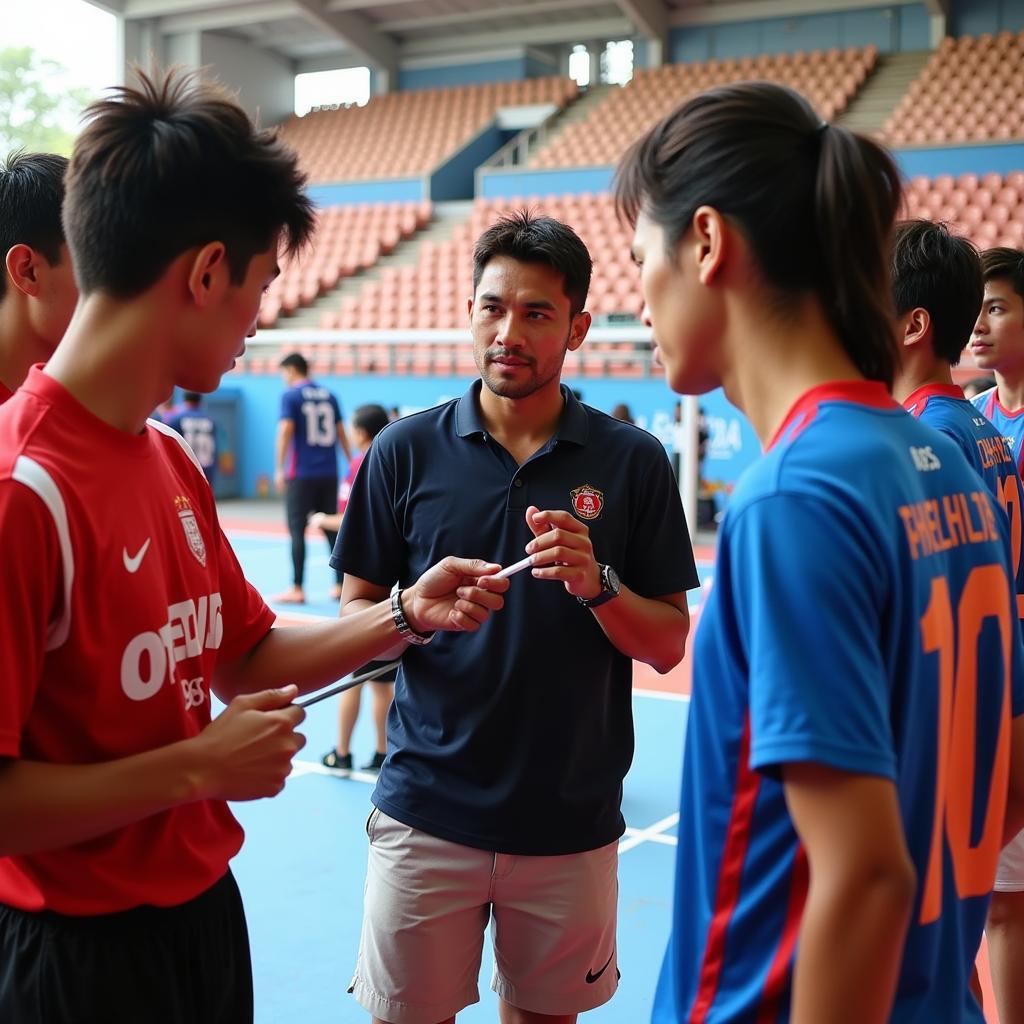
123;538;151;573
586;950;614;984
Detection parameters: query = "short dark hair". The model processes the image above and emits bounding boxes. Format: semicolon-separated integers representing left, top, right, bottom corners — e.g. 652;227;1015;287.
615;82;901;388
63;68;314;298
473;210;592;316
279;352;308;376
352;403;390;440
981;247;1024;300
890;220;982;366
0;151;69;302
182;391;202;404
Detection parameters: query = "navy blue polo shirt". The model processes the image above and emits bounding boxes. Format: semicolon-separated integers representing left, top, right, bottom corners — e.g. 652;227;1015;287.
331;381;699;855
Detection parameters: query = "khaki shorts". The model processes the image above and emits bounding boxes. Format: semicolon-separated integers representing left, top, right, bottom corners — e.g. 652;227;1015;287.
349;808;619;1024
996;828;1024;892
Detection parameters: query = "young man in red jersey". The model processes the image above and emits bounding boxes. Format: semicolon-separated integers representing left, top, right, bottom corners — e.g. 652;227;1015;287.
0;70;507;1024
0;152;79;403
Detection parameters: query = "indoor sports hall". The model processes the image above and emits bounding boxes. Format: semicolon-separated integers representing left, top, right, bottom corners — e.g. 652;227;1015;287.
5;0;1024;1021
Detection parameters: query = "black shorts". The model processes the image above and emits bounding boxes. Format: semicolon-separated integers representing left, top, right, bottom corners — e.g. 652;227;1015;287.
355;658;398;682
0;871;252;1024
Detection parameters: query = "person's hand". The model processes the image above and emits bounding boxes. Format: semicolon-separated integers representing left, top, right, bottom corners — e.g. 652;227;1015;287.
274;469;285;494
309;512;326;530
523;506;602;600
404;557;509;634
192;686;306;801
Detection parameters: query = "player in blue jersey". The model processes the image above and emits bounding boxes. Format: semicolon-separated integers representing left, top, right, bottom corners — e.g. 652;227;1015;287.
969;245;1024;1020
164;392;218;485
274;351;352;603
971;248;1024;476
616;81;1024;1023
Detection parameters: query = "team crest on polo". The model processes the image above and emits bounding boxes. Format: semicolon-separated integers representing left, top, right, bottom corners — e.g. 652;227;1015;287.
570;484;604;521
175;495;207;566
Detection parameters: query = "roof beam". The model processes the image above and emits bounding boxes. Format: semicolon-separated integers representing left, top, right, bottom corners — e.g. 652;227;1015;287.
387;0;604;34
669;0;896;27
614;0;667;40
158;1;295;33
290;0;397;74
125;0;240;18
923;0;950;14
402;16;633;57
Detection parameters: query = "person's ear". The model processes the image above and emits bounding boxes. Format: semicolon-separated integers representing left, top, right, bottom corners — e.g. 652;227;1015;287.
4;244;44;298
186;243;228;307
690;206;729;286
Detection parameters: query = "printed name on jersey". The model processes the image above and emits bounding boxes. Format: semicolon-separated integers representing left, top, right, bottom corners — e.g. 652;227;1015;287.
978;434;1015;470
121;593;223;702
175;494;207;566
898;490;1001;560
909;445;942;471
570;484;604;521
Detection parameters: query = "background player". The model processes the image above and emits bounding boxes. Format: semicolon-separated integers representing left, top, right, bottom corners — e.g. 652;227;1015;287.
0;69;508;1024
971;248;1024;476
312;401;395;774
275;351;351;603
968;245;1024;1020
164;390;218;485
0;152;78;403
617;82;1024;1022
333;211;699;1024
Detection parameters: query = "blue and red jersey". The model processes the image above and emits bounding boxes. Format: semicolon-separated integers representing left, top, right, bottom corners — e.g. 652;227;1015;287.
655;380;1024;1024
279;381;342;480
907;383;1024;622
972;386;1024;477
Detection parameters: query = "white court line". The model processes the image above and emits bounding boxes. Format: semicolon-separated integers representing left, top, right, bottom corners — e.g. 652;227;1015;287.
621;827;677;847
618;812;680;855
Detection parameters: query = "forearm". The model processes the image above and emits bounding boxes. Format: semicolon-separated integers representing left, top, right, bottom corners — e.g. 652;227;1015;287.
791;870;914;1024
591;588;689;673
275;432;288;474
214;600;403;700
0;743;204;856
341;597;409;661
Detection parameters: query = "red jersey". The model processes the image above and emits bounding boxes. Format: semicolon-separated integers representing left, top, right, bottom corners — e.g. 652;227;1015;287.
337;449;366;514
0;367;275;914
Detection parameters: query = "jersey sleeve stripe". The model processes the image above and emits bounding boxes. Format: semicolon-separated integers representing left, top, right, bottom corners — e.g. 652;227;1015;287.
148;417;204;474
11;456;74;651
689;716;763;1022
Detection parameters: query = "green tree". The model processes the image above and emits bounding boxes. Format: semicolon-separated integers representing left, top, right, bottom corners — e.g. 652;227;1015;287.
0;46;92;157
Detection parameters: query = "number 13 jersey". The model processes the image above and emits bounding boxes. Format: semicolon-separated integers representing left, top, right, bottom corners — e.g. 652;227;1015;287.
654;381;1024;1024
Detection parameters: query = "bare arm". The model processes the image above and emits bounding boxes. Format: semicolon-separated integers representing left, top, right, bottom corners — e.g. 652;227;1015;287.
783;763;917;1024
340;575;407;661
1004;715;1024;845
337;420;352;462
0;686;305;857
524;506;690;673
215;557;509;702
275;419;294;493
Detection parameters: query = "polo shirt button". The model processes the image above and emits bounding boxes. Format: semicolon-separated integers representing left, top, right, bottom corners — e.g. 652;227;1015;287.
513;478;523;488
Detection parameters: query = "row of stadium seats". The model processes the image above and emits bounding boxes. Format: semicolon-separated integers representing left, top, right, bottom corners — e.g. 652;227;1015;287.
885;30;1024;144
901;172;1024;248
258;201;432;328
316;193;642;331
278;78;577;183
530;46;877;169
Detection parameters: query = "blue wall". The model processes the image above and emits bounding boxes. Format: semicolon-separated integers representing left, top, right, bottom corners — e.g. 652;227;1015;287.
896;142;1024;177
217;372;701;497
399;58;527;92
308;178;425;206
480;166;615;199
432;123;508;201
670;4;928;61
952;0;1024;36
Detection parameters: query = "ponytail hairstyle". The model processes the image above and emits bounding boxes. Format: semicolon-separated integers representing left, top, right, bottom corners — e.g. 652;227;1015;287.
614;82;902;388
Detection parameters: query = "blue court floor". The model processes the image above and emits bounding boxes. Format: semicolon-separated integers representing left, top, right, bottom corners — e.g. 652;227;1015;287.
225;526;695;1024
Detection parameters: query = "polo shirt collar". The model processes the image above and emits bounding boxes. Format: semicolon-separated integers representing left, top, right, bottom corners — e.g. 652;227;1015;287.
454;379;589;446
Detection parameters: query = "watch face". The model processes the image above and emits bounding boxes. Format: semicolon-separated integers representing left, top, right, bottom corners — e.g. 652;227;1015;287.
604;565;621;595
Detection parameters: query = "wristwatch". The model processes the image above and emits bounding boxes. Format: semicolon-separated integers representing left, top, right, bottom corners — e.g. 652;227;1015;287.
577;564;621;609
389;582;435;645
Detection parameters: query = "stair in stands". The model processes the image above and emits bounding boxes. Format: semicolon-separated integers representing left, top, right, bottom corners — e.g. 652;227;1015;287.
524;83;617;166
836;50;931;138
282;200;475;329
